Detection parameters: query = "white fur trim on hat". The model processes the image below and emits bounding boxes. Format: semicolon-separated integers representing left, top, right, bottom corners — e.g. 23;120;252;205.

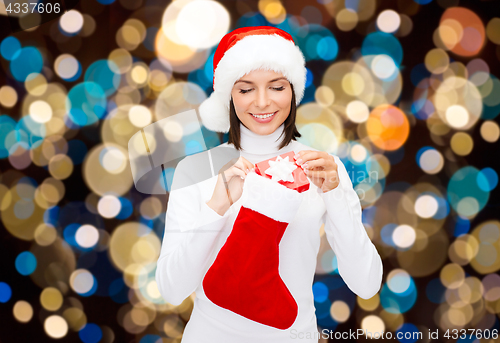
199;33;307;133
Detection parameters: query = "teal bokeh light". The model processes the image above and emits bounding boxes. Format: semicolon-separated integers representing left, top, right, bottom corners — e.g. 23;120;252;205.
296;24;339;62
480;75;500;120
9;47;43;82
362;32;403;67
0;115;17;158
66;82;107;127
15;251;37;276
317;36;338;61
380;277;417;314
447;166;490;217
140;334;162;343
84;60;121;97
161;167;175;193
15;116;46;149
477;167;498;192
1;36;21;61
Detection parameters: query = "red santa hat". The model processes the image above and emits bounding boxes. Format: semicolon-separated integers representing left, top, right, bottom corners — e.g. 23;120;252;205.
198;26;307;133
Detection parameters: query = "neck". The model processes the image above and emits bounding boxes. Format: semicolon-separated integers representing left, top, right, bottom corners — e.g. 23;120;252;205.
239;122;294;157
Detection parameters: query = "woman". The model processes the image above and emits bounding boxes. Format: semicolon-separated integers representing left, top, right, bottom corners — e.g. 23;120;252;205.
156;26;383;343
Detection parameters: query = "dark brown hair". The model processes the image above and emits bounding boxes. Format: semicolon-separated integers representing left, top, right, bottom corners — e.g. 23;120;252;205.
219;83;302;150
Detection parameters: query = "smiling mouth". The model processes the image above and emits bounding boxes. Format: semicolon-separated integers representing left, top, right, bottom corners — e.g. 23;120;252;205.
250;111;278;119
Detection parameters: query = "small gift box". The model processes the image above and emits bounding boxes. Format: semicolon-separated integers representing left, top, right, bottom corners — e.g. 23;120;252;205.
254;151;310;193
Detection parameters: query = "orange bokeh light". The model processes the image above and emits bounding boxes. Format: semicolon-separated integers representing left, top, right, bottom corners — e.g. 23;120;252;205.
366;104;410;151
440;7;485;57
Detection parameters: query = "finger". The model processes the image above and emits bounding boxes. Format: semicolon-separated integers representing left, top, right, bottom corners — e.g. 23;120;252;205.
233;166;248;179
243;161;255;173
304;169;324;189
220;157;239;174
296;150;321;165
308;170;339;185
236;157;255;174
241;157;255;173
223;166;246;180
295;150;313;159
304;169;328;180
302;157;326;170
294;150;310;163
233;159;250;174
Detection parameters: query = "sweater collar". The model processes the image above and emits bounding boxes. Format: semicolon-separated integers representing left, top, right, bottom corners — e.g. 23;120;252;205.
239;122;287;155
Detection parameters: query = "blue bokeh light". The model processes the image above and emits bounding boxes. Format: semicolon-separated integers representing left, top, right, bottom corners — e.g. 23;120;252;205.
235;12;269;29
185;140;204;156
95;0;116;6
109;278;129;303
362;32;403;67
161;167;175;193
410;63;431;88
317;36;338;61
140;334;162;343
454;216;471;237
15;115;46;150
15;251;37;276
10;47;43;82
305;68;313;88
0;115;17;158
1;36;21;60
477;167;498;192
66;82;107;127
426;278;446;304
78;323;103;343
116;197;133;220
312;281;329;303
84;60;120;97
380;277;417;314
0;282;12;303
345;0;360;11
396;323;421;343
380;223;397;247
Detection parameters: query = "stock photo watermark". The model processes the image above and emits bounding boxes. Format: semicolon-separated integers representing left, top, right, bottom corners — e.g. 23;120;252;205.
289;328;499;341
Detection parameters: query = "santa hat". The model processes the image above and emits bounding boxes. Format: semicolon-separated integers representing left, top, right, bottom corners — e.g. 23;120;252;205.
198;26;307;133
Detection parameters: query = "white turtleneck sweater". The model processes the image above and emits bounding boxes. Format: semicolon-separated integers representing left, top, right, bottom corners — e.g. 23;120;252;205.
156;122;383;343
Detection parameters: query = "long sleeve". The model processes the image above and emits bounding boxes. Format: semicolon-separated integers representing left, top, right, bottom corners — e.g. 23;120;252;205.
319;155;383;299
155;158;231;306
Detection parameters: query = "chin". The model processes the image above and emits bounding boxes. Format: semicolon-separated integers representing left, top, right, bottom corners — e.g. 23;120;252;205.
250;122;278;135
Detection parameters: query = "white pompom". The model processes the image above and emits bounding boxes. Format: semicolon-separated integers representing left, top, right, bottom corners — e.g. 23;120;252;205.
198;91;230;133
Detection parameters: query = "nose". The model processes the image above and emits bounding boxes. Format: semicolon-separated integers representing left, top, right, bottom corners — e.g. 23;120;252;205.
254;88;271;109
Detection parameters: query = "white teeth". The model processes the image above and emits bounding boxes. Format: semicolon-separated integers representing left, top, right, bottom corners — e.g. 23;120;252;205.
251;111;276;119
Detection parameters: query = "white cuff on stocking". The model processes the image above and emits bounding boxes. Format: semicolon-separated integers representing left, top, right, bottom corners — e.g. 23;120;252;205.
241;171;303;224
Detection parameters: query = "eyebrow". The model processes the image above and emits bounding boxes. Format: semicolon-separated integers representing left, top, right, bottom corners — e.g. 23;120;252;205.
234;77;288;85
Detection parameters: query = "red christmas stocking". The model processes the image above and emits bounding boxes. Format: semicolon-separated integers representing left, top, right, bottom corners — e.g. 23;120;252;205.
202;171;303;330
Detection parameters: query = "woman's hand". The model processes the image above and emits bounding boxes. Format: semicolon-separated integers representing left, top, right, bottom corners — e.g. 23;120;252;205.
206;156;255;215
294;150;340;193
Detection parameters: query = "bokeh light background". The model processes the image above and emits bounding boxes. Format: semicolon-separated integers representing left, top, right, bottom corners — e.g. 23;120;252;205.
1;0;500;342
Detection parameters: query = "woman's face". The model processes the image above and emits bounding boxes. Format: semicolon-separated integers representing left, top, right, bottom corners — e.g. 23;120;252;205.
230;68;292;136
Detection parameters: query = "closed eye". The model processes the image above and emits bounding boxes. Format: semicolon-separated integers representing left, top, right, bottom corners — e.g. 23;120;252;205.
239;86;285;94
